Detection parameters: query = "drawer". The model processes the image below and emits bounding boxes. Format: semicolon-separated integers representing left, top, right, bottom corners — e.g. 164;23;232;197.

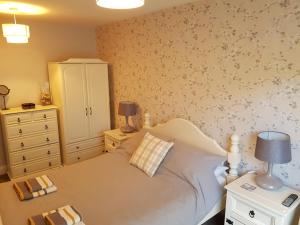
225;218;245;225
105;136;121;152
65;137;104;154
64;146;104;164
10;143;60;165
7;132;59;152
32;109;57;121
6;119;58;139
4;113;32;125
10;156;61;178
228;194;275;225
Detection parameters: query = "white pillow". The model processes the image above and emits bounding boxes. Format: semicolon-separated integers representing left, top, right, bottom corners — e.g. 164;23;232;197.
129;132;174;177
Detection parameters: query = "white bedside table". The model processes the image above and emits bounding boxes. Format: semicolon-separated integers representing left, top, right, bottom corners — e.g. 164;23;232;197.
104;129;137;152
224;173;300;225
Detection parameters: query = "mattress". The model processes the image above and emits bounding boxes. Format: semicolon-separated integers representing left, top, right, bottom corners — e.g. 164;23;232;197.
0;149;224;225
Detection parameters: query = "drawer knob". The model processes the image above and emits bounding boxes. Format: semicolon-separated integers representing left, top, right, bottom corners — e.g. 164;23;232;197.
45;125;49;130
19;129;23;134
76;146;80;149
17;117;21;123
21;142;24;147
226;219;233;225
46;137;50;142
47;150;51;155
43;114;47;119
77;157;81;160
24;168;27;173
249;210;255;218
22;156;26;161
49;162;52;167
112;142;115;147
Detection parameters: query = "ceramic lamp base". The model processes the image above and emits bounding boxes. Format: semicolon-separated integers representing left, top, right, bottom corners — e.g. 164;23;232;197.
121;125;135;133
255;174;283;191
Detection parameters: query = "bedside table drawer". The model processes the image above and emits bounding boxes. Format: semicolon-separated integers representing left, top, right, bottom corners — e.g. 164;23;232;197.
105;136;121;151
228;194;275;225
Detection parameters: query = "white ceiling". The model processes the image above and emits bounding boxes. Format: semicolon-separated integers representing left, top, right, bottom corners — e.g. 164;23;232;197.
0;0;199;26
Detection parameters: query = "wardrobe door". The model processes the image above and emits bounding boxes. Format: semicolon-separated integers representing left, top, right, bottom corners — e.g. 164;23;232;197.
62;64;90;144
86;64;111;138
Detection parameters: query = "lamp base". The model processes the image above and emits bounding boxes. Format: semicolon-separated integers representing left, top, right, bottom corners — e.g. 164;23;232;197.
120;125;135;133
255;174;283;191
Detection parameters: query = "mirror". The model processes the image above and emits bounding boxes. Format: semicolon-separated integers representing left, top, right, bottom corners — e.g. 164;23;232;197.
0;85;10;110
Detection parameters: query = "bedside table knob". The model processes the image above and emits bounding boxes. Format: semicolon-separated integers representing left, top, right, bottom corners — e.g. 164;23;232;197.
249;210;255;218
226;219;233;225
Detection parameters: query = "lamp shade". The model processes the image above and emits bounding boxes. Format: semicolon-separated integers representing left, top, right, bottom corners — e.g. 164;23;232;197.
118;101;137;116
255;131;291;164
96;0;144;9
2;23;30;43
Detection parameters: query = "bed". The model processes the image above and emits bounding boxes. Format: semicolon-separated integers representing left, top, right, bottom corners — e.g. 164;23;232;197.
0;118;240;225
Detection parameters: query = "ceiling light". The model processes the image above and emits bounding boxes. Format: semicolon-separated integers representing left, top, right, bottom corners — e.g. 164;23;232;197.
96;0;144;9
2;11;30;43
0;1;46;15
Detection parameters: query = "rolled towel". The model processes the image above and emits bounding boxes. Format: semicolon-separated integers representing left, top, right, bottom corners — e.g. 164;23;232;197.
44;205;82;225
13;182;57;201
26;175;54;192
28;215;47;225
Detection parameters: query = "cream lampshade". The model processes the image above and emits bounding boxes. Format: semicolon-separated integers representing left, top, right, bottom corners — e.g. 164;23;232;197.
2;23;30;43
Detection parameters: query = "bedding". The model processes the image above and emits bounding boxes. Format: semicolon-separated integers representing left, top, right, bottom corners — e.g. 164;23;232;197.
0;136;225;225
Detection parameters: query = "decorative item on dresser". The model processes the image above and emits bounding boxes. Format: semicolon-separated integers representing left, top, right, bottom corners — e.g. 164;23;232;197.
104;128;137;152
48;58;110;165
0;105;61;178
0;85;10;110
225;174;300;225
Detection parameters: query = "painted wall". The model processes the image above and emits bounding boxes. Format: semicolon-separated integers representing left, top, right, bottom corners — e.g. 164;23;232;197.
0;21;97;172
96;0;300;189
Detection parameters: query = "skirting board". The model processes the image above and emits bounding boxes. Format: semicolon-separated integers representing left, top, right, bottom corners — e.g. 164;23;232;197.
0;165;7;175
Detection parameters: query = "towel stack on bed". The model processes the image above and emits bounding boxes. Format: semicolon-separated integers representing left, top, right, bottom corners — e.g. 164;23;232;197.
13;175;57;201
28;205;85;225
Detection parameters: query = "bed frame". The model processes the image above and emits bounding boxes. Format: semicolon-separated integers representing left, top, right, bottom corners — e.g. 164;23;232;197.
151;118;241;224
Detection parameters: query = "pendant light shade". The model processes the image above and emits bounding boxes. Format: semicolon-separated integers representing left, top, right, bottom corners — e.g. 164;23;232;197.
2;23;30;43
96;0;144;9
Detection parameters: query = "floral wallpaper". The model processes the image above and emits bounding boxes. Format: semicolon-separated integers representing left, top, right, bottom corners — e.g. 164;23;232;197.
96;0;300;189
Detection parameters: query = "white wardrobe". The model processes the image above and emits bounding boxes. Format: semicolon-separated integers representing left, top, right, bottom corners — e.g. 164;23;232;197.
48;59;111;164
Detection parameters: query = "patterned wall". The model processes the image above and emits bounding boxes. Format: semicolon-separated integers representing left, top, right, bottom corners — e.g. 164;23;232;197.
96;0;300;189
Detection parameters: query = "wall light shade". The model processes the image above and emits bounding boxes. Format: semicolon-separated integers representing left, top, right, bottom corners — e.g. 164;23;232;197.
2;23;30;43
96;0;144;9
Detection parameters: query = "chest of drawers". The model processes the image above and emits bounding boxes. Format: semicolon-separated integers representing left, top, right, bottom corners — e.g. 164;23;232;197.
0;105;62;178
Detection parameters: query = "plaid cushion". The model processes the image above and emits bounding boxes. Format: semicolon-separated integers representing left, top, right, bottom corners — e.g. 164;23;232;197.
129;132;174;177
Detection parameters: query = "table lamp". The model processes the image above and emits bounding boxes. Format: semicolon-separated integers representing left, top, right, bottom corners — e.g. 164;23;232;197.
118;101;137;133
255;131;291;190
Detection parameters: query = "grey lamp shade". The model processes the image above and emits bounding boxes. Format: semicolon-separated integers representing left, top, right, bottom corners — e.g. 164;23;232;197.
118;101;137;116
255;131;291;164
